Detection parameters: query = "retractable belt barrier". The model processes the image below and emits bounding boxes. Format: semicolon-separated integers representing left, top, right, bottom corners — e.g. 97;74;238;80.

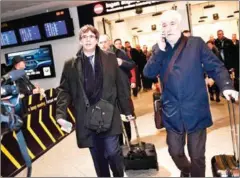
1;88;76;177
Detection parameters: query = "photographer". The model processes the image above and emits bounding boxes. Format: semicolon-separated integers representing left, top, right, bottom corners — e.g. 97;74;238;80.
11;55;44;96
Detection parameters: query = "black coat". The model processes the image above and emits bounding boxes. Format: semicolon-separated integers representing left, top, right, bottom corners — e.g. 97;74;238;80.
215;37;236;70
111;48;135;113
56;49;132;148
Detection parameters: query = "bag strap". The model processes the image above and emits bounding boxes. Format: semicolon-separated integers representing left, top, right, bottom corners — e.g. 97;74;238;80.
163;36;188;87
16;130;32;177
73;57;90;108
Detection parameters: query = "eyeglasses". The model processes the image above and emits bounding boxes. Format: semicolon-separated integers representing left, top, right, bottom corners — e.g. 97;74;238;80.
81;35;96;40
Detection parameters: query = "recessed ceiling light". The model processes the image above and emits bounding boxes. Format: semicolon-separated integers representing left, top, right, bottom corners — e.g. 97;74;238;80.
137;30;143;33
204;4;215;9
115;19;124;23
200;16;208;19
234;10;239;13
227;15;234;18
152;12;162;16
132;27;138;30
198;20;205;23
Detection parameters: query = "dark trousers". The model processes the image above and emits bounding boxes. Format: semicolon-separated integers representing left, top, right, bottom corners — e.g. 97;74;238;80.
166;129;206;177
208;84;220;100
89;134;124;177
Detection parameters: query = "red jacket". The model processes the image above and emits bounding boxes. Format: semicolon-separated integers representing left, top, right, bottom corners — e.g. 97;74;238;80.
130;68;136;84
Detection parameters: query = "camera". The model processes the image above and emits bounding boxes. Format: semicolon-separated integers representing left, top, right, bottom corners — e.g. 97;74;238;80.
1;70;25;137
1;69;32;177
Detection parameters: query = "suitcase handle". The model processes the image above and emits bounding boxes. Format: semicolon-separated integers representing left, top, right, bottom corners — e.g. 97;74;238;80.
227;99;239;164
121;117;144;150
132;119;143;150
121;121;131;151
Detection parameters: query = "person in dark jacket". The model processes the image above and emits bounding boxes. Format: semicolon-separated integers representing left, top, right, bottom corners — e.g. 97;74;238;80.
125;41;142;96
114;39;137;89
143;10;239;177
136;44;149;91
99;34;136;146
232;33;239;46
206;41;223;102
11;55;43;96
215;30;236;71
56;25;133;177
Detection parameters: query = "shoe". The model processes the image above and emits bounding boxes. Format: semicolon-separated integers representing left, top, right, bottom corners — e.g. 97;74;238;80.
143;88;148;92
210;96;214;101
216;98;220;102
180;172;190;177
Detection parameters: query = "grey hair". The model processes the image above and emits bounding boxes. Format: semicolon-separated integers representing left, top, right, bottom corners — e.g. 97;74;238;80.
99;34;110;41
159;10;182;24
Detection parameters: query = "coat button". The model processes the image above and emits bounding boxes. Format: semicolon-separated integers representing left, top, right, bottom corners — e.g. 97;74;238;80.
102;112;105;115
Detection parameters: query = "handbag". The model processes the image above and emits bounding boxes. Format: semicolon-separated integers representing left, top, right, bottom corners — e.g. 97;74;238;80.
75;57;114;134
85;99;114;134
156;36;188;127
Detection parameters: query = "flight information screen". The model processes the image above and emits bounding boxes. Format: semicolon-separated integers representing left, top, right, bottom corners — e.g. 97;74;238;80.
6;46;56;80
44;20;68;38
1;30;18;46
19;25;41;42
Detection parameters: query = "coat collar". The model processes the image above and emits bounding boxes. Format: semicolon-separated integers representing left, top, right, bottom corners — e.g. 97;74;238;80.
73;46;109;84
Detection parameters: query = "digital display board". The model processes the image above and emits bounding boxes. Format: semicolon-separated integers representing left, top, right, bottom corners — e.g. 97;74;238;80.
19;25;41;42
44;20;68;37
1;30;18;46
5;45;56;80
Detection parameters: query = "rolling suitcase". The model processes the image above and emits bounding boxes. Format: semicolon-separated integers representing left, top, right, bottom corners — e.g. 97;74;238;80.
153;77;164;129
211;98;239;177
121;118;159;171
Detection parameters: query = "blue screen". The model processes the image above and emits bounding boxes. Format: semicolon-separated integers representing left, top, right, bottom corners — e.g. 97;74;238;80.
6;47;55;79
19;25;41;42
1;30;18;46
44;20;68;37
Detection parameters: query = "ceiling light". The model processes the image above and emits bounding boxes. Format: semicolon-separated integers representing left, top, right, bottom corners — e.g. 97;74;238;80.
198;20;205;23
152;12;162;16
200;16;208;19
137;30;143;33
227;15;234;18
115;19;124;23
132;27;138;30
234;10;239;13
204;4;215;9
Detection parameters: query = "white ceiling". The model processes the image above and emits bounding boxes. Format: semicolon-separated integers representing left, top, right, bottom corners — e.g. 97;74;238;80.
1;1;97;22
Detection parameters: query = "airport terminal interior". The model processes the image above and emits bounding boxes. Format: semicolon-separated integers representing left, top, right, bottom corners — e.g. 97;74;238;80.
1;0;239;177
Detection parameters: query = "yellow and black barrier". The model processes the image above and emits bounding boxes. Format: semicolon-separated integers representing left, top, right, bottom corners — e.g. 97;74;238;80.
1;88;76;177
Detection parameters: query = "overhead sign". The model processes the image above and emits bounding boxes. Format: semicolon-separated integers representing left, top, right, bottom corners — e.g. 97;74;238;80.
93;1;169;16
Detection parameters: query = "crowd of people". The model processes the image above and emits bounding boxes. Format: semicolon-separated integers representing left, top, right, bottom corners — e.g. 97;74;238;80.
2;9;239;178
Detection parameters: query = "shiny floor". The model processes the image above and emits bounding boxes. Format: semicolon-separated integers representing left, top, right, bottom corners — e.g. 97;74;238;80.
16;89;239;177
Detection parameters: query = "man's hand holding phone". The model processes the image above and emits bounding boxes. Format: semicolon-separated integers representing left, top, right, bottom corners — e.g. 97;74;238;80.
157;31;166;51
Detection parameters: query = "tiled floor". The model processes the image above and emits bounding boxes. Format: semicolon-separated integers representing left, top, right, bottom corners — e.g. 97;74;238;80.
16;90;239;177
